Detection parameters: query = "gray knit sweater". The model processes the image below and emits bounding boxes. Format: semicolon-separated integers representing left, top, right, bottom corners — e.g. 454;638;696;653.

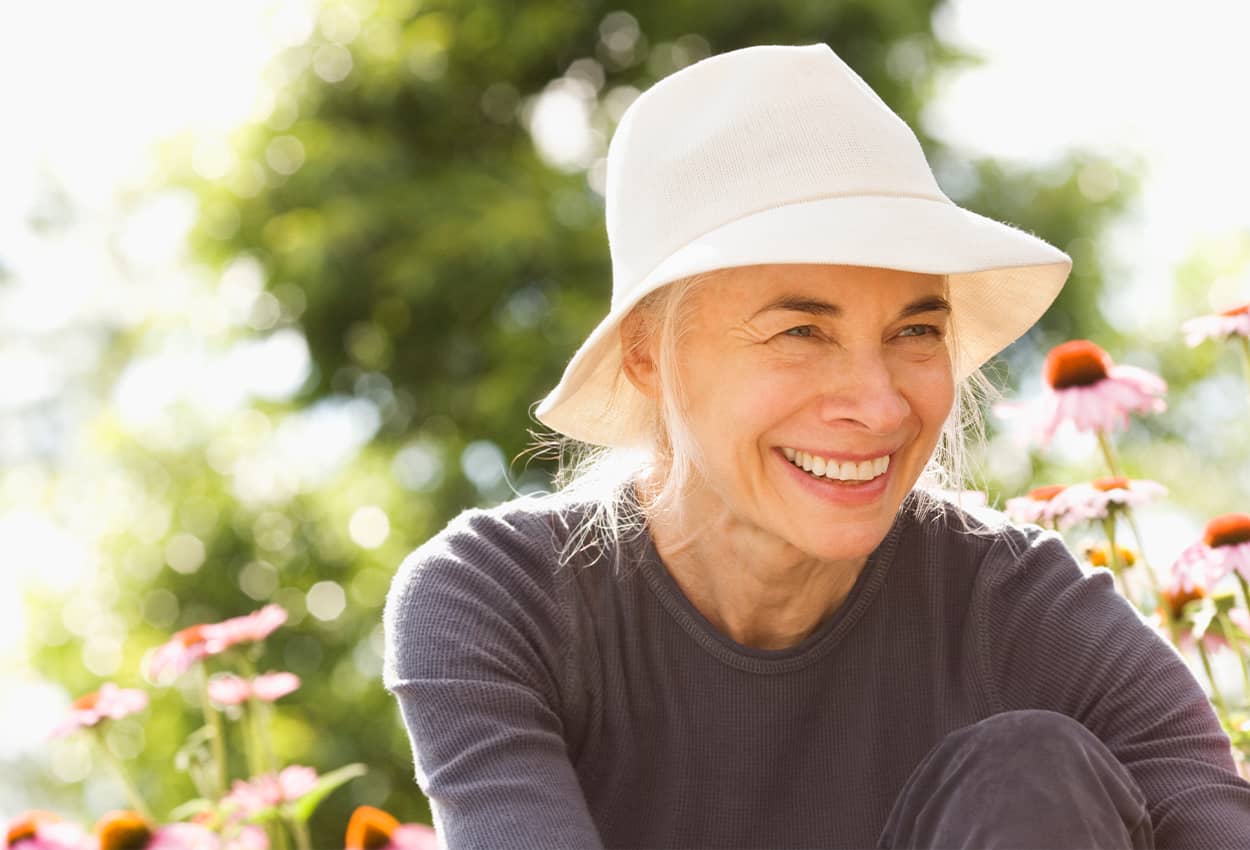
382;487;1250;849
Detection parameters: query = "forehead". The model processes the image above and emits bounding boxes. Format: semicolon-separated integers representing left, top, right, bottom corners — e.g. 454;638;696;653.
692;263;948;318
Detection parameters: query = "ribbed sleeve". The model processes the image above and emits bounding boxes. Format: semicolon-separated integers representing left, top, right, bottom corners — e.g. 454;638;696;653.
976;526;1250;849
382;505;604;850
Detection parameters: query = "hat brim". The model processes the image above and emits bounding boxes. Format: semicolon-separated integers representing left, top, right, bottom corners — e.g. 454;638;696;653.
534;193;1072;448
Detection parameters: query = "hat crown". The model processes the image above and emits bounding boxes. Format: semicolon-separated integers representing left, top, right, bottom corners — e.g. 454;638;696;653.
605;43;948;310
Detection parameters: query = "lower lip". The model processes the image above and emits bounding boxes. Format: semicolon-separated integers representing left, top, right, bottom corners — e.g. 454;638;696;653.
776;448;892;506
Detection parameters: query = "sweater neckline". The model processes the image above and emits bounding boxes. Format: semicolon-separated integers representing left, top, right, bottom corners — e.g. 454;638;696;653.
629;491;910;674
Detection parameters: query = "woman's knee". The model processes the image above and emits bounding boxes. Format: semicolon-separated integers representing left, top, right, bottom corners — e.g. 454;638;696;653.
877;710;1155;849
945;708;1109;762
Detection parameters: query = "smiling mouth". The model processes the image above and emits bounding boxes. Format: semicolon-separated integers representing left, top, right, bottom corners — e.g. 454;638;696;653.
780;447;890;482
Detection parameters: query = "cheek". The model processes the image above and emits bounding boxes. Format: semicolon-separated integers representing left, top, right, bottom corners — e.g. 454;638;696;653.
910;368;956;438
684;358;806;440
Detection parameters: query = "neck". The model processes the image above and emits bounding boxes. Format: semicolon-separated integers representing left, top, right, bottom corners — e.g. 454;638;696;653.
636;476;869;651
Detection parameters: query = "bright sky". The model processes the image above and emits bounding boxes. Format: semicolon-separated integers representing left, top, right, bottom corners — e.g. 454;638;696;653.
4;0;1250;812
927;0;1250;326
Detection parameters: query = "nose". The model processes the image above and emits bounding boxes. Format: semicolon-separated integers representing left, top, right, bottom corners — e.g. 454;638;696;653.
817;348;911;434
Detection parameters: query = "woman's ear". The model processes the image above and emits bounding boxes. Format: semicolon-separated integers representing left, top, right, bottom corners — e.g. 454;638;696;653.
619;308;660;402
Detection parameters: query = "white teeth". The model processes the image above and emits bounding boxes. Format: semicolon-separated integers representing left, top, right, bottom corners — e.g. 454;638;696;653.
782;448;891;481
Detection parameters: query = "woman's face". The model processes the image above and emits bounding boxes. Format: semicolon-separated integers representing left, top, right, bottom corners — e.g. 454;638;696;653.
644;263;955;563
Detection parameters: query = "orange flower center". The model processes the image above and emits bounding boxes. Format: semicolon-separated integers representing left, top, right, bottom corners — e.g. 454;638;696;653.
1027;484;1067;501
71;690;102;711
1220;303;1250;317
95;810;153;850
346;806;399;850
1093;476;1130;492
174;624;210;648
1204;513;1250;548
1160;585;1207;620
1044;340;1113;389
1085;544;1137;569
7;811;62;844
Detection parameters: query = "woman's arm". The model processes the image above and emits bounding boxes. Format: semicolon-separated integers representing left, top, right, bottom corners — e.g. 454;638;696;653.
976;526;1250;848
383;507;604;849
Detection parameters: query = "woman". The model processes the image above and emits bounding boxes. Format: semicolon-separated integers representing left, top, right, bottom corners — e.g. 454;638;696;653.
383;43;1250;848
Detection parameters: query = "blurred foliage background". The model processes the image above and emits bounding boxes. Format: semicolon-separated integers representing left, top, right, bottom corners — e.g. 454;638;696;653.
7;0;1249;841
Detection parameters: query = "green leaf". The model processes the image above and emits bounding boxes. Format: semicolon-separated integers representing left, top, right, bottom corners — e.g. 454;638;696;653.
285;763;367;824
1214;591;1238;615
1190;598;1217;640
1226;614;1250;643
174;724;216;773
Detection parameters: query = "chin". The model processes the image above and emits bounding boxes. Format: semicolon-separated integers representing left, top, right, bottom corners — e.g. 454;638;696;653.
796;523;890;563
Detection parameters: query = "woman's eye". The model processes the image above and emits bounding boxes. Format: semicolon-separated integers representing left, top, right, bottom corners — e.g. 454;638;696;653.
782;325;817;339
898;324;941;339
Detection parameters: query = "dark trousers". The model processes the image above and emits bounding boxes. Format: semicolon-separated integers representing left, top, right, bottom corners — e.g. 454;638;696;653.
878;709;1154;850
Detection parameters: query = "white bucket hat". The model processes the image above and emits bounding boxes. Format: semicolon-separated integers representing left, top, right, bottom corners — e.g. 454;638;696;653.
533;42;1072;448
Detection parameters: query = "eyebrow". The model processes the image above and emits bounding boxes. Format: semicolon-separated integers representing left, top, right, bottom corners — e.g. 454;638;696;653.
748;293;952;321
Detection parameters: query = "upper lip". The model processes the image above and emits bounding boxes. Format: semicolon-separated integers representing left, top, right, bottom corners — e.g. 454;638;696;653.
780;446;898;463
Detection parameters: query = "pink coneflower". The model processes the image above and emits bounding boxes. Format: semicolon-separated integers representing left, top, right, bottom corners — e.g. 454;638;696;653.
144;624;215;681
179;815;266;850
210;605;287;649
1150;583;1218;654
1172;513;1250;588
222;766;318;820
207;672;300;707
145;605;288;682
94;810;220;850
47;683;148;739
1050;476;1168;528
1182;302;1250;347
995;340;1167;446
1151;582;1250;656
4;811;91;850
345;807;438;850
1004;484;1070;527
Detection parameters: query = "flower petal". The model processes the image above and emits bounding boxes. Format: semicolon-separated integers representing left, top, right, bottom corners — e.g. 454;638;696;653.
207;674;253;706
251;673;300;702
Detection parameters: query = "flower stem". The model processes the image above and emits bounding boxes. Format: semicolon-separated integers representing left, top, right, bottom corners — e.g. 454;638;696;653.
90;727;154;821
243;698;265;778
237;655;279;774
1096;429;1124;478
1120;505;1156;577
197;665;228;800
1100;517;1131;600
1197;638;1229;717
1237;572;1250;615
1094;430;1159;596
1218;610;1250;707
290;816;312;850
259;700;279;774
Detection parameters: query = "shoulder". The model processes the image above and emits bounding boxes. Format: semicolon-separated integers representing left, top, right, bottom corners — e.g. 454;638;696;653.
396;491;587;581
383;491;595;689
908;491;1142;665
902;488;1061;574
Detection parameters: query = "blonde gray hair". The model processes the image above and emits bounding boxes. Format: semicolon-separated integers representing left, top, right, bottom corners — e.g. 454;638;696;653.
522;269;1000;575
